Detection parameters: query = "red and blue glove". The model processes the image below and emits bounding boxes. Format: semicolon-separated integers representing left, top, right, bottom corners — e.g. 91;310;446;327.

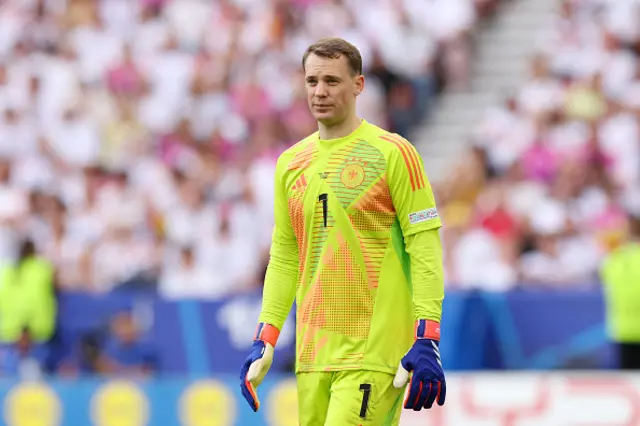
393;319;446;410
240;323;280;412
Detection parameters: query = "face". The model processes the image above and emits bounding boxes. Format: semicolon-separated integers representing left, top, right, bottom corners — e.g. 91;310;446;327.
304;53;363;127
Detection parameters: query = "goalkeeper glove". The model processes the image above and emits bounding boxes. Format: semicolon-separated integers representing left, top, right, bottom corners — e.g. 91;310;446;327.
239;322;279;412
393;319;446;410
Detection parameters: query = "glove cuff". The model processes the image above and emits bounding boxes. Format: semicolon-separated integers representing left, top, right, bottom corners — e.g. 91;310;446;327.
415;319;440;341
254;322;280;348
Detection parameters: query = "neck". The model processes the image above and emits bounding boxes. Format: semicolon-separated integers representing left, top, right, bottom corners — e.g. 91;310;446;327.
318;114;362;140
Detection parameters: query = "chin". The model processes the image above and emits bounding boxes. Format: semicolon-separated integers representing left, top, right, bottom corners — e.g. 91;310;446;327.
314;113;338;125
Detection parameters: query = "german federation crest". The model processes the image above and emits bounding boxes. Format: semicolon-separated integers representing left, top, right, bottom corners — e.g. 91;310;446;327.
341;164;365;188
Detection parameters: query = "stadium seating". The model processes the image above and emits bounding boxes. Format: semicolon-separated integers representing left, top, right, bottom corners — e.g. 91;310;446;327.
0;0;502;377
440;0;640;291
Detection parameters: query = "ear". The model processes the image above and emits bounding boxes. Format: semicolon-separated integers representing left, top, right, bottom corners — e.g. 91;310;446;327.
355;74;365;96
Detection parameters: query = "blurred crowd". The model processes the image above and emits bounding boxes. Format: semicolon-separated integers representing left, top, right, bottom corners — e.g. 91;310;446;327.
440;0;640;290
0;0;496;303
0;0;503;377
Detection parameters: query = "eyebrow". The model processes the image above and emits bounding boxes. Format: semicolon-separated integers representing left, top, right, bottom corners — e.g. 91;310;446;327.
306;74;342;81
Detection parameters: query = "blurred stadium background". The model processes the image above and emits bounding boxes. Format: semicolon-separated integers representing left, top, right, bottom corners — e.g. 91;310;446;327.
0;0;639;425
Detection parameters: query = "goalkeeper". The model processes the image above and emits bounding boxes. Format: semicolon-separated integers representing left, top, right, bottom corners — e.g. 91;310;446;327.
240;37;446;425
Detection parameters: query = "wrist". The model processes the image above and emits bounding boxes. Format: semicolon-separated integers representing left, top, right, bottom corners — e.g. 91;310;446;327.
254;322;280;347
415;319;440;341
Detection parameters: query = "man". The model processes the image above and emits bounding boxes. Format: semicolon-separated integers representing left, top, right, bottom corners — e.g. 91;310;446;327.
600;214;640;370
240;38;446;425
0;239;57;345
102;310;157;376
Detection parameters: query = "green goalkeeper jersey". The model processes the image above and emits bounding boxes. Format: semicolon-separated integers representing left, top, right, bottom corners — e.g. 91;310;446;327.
260;120;443;374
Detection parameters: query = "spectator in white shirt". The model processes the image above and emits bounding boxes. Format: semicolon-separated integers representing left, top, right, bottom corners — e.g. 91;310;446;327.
47;102;101;169
159;245;220;300
451;227;517;291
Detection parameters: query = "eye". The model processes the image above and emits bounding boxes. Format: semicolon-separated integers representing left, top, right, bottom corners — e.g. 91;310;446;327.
306;79;317;86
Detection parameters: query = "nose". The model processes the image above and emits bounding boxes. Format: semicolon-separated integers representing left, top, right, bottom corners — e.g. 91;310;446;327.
314;81;328;98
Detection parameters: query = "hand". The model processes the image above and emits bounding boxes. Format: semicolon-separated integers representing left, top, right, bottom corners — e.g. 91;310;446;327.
393;321;446;410
239;323;279;412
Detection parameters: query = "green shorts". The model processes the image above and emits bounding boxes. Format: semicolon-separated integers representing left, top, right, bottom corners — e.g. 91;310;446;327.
296;370;405;426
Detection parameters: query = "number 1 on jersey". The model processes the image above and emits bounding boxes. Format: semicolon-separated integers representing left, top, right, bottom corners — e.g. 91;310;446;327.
318;193;328;227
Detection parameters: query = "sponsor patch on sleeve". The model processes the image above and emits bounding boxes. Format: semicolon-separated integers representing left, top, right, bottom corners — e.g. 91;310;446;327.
408;207;439;225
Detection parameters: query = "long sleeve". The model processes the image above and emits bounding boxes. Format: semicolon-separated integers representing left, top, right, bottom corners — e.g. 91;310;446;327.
259;239;298;330
258;154;299;331
385;134;444;323
405;229;444;322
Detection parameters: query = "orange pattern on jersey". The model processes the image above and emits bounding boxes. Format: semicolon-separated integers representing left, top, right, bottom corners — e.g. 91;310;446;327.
359;235;389;289
287;141;317;170
379;134;425;191
299;325;330;367
299;231;339;343
318;237;372;339
288;195;306;274
298;233;373;367
349;210;395;233
349;176;396;290
352;175;395;214
299;282;327;334
299;240;331;367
